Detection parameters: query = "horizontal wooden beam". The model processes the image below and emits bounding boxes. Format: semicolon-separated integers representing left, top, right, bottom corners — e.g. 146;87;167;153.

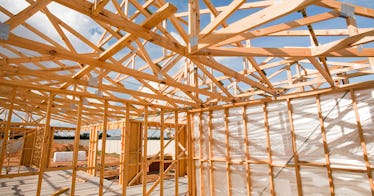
54;0;186;55
1;34;230;103
197;0;318;50
99;3;177;60
215;11;340;46
194;47;374;57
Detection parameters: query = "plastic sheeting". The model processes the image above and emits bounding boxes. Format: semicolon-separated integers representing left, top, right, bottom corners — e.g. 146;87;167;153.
292;97;325;163
355;89;374;165
321;92;366;169
191;88;374;195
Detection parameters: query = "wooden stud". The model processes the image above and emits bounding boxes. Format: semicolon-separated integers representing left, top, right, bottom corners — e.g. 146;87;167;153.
350;89;374;194
160;108;165;196
142;105;148;194
174;110;179;196
119;122;125;184
242;106;252;196
316;95;335;196
98;100;108;196
208;110;215;196
188;0;200;53
224;108;232;195
264;103;275;196
0;88;16;175
198;112;205;194
287;99;303;196
36;92;54;196
92;126;98;176
187;112;195;196
122;103;131;196
70;97;83;196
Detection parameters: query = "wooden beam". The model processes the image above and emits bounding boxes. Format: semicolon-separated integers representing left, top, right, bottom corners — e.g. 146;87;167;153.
308;57;335;87
1;34;226;105
224;108;232;195
5;0;51;30
242;106;252;195
264;103;275;196
54;0;186;55
160;109;165;196
142;105;148;195
194;47;374;57
215;11;340;46
122;103;130;195
197;0;318;50
70;97;83;196
0;88;16;175
192;56;275;95
350;89;374;194
287;99;303;196
311;29;374;56
36;92;53;196
174;110;179;196
188;0;200;53
317;0;374;19
92;0;110;15
316;95;335;195
199;0;246;38
99;3;177;60
98;100;108;196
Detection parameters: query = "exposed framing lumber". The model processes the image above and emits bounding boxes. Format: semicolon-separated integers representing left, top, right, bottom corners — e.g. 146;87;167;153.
287;99;303;196
0;0;374;195
316;94;335;195
242;106;252;195
70;97;83;196
142;105;148;195
0;88;16;175
263;103;275;196
98;100;108;196
174;110;179;196
223;108;232;195
197;0;318;50
207;110;215;196
350;89;374;194
36;92;53;196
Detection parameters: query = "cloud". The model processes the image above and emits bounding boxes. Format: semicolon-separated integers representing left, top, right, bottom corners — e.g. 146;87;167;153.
170;31;186;46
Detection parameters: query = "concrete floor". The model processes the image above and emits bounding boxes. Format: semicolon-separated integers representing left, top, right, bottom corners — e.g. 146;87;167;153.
0;167;188;195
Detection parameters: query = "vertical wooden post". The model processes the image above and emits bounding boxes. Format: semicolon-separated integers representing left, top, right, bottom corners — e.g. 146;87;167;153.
264;103;275;196
188;0;200;53
71;97;83;196
142;105;148;194
287;99;303;196
122;103;130;196
93;126;98;176
316;95;335;196
208;110;215;196
0;88;16;175
160;109;165;196
350;90;374;194
187;112;195;196
174;110;179;196
224;108;232;196
17;130;26;173
36;92;53;196
198;112;205;194
98;100;108;196
120;122;125;184
243;106;252;196
88;126;93;175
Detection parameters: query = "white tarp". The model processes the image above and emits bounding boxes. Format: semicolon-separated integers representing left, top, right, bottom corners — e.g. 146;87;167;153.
53;151;86;162
192;88;374;195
